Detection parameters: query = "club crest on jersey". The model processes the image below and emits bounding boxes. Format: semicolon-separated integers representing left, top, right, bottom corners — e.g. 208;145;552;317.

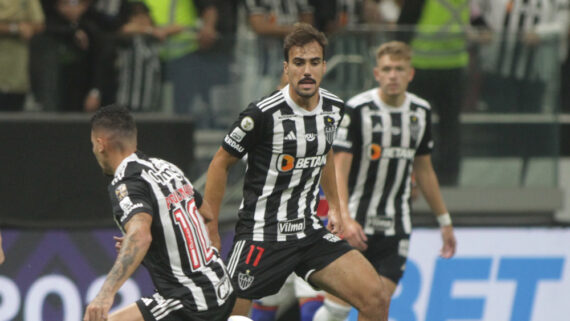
325;126;336;144
115;184;128;201
278;217;305;234
240;117;255;131
409;115;420;141
238;270;254;290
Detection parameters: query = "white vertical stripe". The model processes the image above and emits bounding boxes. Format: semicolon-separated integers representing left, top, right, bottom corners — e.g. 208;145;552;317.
251;110;282;241
364;108;392;235
131;37;144;110
227;240;246;277
116;50;130;106
385;109;411;236
349;105;372;219
275;110;300;241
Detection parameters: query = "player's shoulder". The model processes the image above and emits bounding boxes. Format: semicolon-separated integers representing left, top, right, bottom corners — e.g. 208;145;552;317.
407;92;431;110
320;87;344;106
251;89;286;113
346;88;376;109
111;152;150;186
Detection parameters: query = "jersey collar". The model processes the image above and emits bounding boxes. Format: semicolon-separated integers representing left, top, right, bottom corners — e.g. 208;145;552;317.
282;84;323;115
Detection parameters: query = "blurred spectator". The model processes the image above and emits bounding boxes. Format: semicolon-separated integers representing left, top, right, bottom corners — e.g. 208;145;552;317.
141;0;219;120
0;0;44;111
241;0;314;93
114;1;161;112
471;0;569;113
90;0;125;31
397;0;471;186
187;0;238;127
31;0;104;112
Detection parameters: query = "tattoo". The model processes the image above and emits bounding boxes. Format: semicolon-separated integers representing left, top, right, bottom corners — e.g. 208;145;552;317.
99;215;150;296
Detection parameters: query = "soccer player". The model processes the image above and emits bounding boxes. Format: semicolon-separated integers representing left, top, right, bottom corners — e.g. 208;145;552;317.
204;23;389;321
313;41;457;321
84;105;235;321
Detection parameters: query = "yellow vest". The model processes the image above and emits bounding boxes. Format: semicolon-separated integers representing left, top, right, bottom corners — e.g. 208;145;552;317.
410;0;469;69
143;0;200;60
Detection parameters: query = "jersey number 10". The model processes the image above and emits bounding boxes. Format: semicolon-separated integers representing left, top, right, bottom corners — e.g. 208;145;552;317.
173;199;215;270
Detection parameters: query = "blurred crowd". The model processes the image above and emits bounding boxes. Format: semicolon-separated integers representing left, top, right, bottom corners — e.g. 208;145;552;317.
0;0;568;120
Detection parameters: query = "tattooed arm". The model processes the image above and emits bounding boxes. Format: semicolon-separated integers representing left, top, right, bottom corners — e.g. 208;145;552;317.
83;213;152;321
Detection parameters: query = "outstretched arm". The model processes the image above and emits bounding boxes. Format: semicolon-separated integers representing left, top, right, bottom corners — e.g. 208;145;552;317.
83;213;152;321
413;155;456;258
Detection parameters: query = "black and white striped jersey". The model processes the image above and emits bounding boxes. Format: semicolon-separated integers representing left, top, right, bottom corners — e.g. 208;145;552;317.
473;0;569;81
108;152;233;311
222;85;344;242
115;35;162;112
244;0;314;25
333;89;432;237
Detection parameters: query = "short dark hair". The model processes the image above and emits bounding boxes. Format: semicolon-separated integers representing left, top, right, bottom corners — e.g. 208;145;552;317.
283;23;328;62
91;105;137;140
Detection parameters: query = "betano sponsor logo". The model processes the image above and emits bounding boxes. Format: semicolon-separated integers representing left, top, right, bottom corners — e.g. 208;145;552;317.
276;154;327;172
367;144;415;161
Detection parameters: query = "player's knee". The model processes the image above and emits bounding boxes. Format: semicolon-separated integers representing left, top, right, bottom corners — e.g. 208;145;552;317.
358;282;389;319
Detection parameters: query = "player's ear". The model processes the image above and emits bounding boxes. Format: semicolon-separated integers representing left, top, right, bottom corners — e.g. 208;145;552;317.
283;60;288;74
373;66;380;83
409;67;415;82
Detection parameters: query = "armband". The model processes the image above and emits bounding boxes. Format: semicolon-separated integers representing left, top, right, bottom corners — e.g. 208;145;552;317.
436;213;452;227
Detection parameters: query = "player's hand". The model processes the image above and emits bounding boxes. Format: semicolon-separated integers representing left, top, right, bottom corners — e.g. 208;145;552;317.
83;295;113;321
113;236;124;253
326;207;344;236
341;218;368;251
440;225;456;258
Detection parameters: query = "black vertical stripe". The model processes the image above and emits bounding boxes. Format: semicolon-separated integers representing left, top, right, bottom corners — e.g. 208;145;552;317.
497;1;513;70
509;0;529;76
522;13;541;79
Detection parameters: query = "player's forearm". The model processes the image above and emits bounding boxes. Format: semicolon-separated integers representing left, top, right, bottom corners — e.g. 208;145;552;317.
416;169;448;216
204;153;230;220
321;152;344;216
97;228;151;298
333;152;353;213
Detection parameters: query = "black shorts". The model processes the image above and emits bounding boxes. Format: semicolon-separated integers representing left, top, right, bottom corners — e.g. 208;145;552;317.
363;234;410;284
225;228;353;299
136;291;236;321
